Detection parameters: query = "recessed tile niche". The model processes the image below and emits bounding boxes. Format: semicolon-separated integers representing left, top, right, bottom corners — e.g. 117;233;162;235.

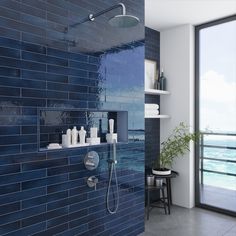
38;108;128;151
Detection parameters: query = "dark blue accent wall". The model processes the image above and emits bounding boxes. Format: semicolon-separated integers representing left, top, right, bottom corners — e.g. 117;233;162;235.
0;1;145;235
145;27;160;171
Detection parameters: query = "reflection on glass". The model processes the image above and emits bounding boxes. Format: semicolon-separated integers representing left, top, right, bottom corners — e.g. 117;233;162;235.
198;19;236;212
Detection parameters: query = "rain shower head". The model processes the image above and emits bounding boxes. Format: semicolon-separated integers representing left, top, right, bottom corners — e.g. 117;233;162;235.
108;14;140;28
66;2;140;31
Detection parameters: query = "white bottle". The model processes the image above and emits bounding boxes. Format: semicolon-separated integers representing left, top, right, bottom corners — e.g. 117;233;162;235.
66;129;72;146
71;126;78;146
109;119;114;134
79;126;86;144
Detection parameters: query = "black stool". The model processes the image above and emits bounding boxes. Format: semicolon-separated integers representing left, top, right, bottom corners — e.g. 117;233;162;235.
146;183;168;220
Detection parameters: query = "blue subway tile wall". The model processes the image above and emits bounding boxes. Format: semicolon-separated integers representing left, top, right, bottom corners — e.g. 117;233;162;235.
0;1;144;235
145;27;160;171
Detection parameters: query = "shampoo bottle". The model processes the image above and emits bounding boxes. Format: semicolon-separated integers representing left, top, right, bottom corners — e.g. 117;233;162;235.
79;126;86;144
66;128;72;146
71;126;78;145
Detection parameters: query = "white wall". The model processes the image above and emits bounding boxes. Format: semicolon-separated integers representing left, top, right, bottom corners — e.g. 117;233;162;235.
160;24;195;208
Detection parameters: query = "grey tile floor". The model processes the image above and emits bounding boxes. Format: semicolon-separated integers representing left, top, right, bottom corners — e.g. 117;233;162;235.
139;205;236;236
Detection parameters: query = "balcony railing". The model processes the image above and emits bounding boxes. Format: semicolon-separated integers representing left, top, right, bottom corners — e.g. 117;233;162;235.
199;132;236;185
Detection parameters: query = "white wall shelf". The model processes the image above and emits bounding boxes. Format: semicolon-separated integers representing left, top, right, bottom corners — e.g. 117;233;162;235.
145;115;170;119
145;89;170;95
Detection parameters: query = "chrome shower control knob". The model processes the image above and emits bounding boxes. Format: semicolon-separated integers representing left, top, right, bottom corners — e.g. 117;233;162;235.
87;176;98;190
84;151;99;170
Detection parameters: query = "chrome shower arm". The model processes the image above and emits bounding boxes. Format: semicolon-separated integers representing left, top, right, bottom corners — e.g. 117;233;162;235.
89;3;126;21
67;3;126;30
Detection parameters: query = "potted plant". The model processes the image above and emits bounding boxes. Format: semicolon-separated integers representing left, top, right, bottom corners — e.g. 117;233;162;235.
152;122;199;175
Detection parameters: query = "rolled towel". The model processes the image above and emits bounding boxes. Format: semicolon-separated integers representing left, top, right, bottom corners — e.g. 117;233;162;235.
145;103;159;110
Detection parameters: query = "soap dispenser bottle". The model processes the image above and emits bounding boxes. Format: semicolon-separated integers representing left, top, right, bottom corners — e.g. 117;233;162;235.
79;126;86;144
71;126;78;145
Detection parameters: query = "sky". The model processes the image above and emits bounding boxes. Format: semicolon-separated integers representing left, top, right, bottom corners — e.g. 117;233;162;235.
200;19;236;133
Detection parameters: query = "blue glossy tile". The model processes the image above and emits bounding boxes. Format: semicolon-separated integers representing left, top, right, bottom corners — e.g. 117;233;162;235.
47;48;88;62
19;2;46;18
21;42;46;54
20;0;46;11
5;222;46;236
21;126;37;134
34;223;68;236
0;97;46;107
0;26;20;40
0;56;20;68
50;87;87;99
22;206;68;228
22;88;46;98
0;6;20;21
0;183;20;195
0;221;21;235
47;178;84;194
0;46;20;58
89;56;100;64
57;223;88;236
46;90;68;99
21;143;38;153
0;126;20;135
0;187;46;206
0;164;20;176
22;158;68;171
0;16;45;37
21;60;46;72
22;190;68;209
22;51;68;66
0;77;46;89
68;195;104;214
47;163;83;176
0;169;46;186
47;64;87;77
47;208;87;229
0;145;20;155
47;99;87;109
0;37;21;49
0;87;20;96
69;61;98;72
22;108;38;115
0;152;46;165
22;173;68;190
0;66;20;77
68;215;90;231
0;115;37;126
0;135;37;145
0;205;46;226
0;202;20;215
70;78;96;88
47;193;87;211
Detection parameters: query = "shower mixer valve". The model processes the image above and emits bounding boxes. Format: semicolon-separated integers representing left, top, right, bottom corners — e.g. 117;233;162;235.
84;151;99;170
87;176;98;190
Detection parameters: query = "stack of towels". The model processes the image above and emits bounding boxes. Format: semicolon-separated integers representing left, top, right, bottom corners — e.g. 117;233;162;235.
145;103;159;117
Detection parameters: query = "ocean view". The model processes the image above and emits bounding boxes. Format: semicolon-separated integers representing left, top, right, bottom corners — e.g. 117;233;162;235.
203;135;236;190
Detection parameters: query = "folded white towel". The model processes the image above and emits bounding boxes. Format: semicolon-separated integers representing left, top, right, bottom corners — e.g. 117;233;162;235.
145;103;159;110
145;110;159;116
47;143;62;149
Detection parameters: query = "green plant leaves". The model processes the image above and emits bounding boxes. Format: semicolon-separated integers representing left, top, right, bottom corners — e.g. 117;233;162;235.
154;122;199;169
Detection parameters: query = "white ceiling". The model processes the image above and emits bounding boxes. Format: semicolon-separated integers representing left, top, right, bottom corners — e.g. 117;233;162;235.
145;0;236;31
